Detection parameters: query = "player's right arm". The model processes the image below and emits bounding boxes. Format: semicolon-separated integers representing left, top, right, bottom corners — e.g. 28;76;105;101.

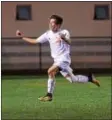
16;30;48;44
59;30;71;45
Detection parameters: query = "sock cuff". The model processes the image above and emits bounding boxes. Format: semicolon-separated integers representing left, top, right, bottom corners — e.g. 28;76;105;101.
47;93;52;97
88;73;92;82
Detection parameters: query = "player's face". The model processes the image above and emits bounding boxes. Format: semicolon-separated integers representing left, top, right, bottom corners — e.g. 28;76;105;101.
49;19;60;32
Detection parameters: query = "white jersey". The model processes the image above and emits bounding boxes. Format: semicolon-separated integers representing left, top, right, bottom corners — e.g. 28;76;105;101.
36;29;71;63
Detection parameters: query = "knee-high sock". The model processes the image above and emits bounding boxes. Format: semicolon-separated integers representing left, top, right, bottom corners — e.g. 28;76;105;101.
47;78;55;94
70;73;89;83
60;71;88;83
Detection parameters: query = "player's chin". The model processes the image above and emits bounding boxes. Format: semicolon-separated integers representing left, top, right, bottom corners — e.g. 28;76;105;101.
51;28;57;32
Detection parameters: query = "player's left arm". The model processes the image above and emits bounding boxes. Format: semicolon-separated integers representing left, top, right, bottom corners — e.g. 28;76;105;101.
60;30;71;45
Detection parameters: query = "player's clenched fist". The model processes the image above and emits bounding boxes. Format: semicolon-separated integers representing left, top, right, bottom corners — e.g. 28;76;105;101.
16;30;22;37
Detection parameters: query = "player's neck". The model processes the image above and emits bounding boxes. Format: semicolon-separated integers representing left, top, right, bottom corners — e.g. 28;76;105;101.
51;28;61;33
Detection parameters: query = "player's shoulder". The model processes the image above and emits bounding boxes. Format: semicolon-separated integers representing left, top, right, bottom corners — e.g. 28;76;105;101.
42;30;51;37
44;30;51;34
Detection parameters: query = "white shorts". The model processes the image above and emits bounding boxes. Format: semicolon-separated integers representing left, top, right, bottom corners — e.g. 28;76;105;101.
53;54;71;68
53;54;73;76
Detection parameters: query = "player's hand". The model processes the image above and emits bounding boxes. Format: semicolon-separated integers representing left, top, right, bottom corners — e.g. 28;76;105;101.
59;33;66;40
16;30;23;37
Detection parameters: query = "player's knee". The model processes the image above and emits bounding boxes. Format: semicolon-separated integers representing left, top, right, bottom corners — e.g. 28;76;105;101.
48;69;50;75
48;71;54;79
65;74;73;83
48;69;53;76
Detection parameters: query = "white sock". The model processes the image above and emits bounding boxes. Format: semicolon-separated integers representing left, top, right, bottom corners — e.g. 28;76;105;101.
60;66;89;83
71;73;89;83
60;71;88;83
47;78;55;94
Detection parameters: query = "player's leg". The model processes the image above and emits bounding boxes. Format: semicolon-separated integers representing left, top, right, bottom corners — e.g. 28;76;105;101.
60;66;100;86
60;67;73;83
38;65;59;101
60;66;89;83
47;65;59;97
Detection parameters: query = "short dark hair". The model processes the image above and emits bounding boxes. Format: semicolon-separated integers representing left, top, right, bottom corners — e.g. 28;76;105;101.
50;15;63;25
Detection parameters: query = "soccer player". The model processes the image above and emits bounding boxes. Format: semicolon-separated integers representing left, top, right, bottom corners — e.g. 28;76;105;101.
16;15;100;102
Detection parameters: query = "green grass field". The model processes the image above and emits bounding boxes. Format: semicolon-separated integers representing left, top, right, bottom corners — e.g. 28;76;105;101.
2;75;111;120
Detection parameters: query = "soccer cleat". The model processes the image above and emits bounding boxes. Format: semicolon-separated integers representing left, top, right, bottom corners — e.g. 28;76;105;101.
38;96;45;101
38;93;52;101
38;96;52;101
88;73;100;87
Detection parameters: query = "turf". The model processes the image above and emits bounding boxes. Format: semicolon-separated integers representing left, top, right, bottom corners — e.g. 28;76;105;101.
2;75;111;119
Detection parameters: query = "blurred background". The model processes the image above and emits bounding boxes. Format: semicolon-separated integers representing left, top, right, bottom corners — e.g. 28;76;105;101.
1;1;111;75
1;2;112;120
